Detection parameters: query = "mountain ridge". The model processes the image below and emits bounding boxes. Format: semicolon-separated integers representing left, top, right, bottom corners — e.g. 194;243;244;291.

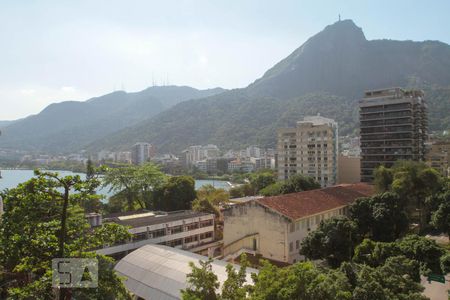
89;20;450;153
0;86;225;153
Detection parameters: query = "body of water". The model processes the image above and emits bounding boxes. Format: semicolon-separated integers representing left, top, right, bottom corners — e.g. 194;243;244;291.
0;169;230;199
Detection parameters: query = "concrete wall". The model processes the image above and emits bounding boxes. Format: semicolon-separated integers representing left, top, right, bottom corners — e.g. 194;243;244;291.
223;201;288;263
338;155;361;184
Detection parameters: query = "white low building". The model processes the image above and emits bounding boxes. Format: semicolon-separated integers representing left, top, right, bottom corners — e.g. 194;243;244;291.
95;210;217;257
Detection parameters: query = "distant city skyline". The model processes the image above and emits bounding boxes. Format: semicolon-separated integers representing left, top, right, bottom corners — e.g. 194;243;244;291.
1;0;449;120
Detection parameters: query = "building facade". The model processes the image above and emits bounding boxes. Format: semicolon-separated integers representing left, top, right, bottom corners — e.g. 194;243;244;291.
131;142;153;165
360;88;428;182
96;210;216;257
222;183;374;264
337;154;361;184
277;115;339;187
426;141;450;177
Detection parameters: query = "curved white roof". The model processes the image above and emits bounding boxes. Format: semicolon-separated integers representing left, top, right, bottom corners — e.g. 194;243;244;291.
114;244;258;300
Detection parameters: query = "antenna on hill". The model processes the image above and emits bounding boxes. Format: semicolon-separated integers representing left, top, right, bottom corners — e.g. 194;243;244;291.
338;14;341;22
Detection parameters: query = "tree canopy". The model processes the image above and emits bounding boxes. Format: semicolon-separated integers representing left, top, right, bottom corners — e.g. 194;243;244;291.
0;171;131;299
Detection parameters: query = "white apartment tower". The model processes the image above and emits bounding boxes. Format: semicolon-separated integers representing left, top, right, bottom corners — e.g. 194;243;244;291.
277;115;339;187
131;142;152;165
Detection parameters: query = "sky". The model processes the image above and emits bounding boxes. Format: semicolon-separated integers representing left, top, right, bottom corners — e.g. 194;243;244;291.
1;0;449;120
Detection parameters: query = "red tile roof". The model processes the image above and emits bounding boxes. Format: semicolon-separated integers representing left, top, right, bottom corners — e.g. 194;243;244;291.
257;183;374;220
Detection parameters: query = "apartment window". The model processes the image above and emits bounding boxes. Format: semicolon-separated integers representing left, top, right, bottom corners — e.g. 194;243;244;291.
296;240;300;249
289;242;294;252
315;215;320;225
290;223;295;233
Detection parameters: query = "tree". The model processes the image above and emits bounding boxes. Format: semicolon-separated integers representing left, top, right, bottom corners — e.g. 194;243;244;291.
181;259;220;300
153;176;197;211
0;171;132;299
260;174;320;196
349;192;409;242
300;216;360;268
373;161;444;231
221;254;249;300
259;181;284;196
192;184;229;216
249;171;276;193
103;164;141;210
229;184;255;198
103;163;166;211
440;252;450;274
373;165;393;192
249;260;352;300
353;235;445;275
429;188;450;235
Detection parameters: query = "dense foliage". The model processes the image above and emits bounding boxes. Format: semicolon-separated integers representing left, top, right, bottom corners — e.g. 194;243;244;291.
0;171;131;299
259;174;320;196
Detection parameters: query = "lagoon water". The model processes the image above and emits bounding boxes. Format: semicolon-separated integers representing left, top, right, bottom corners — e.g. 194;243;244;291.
0;169;230;199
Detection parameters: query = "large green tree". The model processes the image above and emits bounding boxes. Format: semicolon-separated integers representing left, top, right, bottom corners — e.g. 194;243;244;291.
0;171;131;299
103;163;166;211
349;192;409;242
373;161;444;231
260;174;320;196
353;235;446;275
300;216;360;268
153;176;197;211
192;184;229;216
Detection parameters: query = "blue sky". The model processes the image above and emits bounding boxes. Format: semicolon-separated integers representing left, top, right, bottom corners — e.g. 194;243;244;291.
1;0;449;120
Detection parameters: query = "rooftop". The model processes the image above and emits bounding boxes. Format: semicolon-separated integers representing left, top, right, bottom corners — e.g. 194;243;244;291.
115;244;258;300
257;183;374;220
104;210;213;228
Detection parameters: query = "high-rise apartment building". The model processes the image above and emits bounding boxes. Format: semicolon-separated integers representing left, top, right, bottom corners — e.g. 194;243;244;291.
131;142;153;165
277;115;339;187
360;88;428;182
183;144;220;166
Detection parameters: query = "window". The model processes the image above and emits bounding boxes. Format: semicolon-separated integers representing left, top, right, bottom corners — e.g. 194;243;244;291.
200;219;213;228
296;240;300;249
170;225;183;234
315;215;320;225
289;242;294;252
200;232;213;240
185;222;199;231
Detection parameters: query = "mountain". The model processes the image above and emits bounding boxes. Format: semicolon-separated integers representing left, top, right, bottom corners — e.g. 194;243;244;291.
0;121;15;129
91;20;450;153
0;86;225;153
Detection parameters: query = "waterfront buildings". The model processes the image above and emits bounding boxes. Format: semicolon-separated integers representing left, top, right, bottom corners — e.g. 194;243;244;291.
131;142;154;165
277;115;339;187
183;144;220;166
360;88;428;182
222;183;374;264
